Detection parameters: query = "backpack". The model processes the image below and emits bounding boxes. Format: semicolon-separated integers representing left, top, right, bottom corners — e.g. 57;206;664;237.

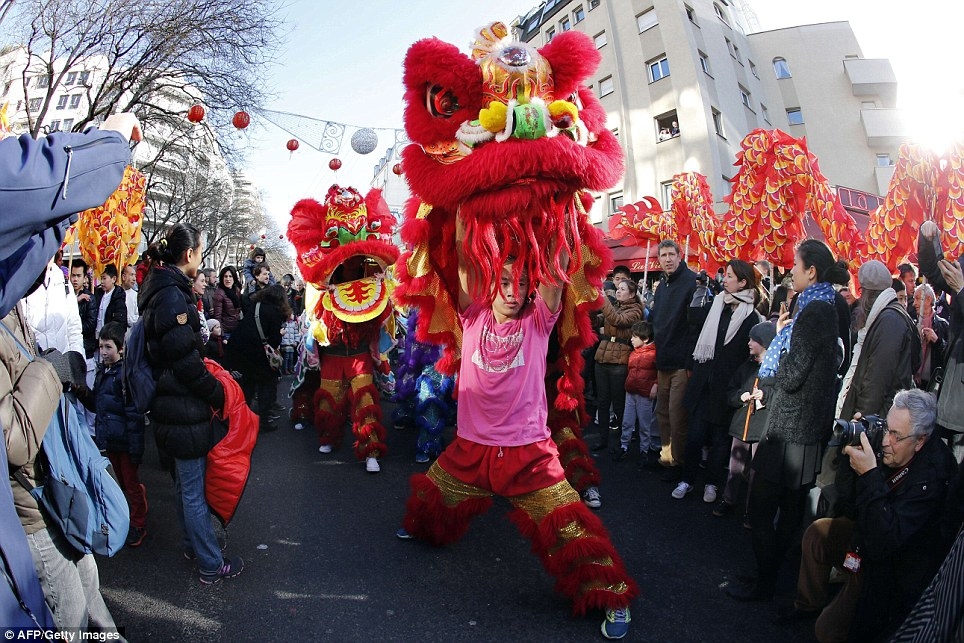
1;324;130;557
123;317;156;414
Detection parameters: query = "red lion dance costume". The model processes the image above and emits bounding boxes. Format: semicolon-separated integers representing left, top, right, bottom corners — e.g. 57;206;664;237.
394;23;638;631
287;185;398;472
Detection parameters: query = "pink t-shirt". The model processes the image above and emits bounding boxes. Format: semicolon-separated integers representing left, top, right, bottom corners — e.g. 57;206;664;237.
457;294;561;446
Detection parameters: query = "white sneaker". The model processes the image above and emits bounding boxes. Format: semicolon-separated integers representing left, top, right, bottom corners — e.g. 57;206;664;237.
318;444;332;454
671;482;693;499
703;484;718;504
582;486;602;509
366;456;380;473
294;423;304;431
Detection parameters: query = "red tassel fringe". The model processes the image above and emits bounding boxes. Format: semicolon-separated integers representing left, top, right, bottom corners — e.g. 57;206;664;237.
402;473;493;546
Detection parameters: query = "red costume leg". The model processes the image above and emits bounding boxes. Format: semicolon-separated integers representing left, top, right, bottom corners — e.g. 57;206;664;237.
402;462;493;546
508;481;638;615
547;379;600;494
348;373;388;460
315;378;349;449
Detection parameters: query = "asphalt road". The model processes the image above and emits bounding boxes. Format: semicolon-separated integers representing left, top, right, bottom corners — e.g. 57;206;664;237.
96;377;816;642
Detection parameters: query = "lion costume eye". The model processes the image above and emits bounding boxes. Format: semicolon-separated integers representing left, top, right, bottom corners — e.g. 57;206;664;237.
368;220;382;232
325;226;338;239
426;84;460;118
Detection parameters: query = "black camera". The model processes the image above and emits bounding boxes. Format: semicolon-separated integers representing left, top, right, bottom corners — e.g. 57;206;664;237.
829;415;885;452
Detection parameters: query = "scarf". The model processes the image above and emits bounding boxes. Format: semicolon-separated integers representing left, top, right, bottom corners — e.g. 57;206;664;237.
835;288;897;416
219;283;240;308
759;281;836;377
693;289;757;363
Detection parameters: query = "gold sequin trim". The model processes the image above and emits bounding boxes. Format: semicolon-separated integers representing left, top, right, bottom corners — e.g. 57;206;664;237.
427;463;492;507
509;481;580;523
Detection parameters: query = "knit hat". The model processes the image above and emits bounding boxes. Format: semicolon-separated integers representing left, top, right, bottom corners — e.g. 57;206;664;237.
206;318;221;332
858;260;892;292
749;321;777;349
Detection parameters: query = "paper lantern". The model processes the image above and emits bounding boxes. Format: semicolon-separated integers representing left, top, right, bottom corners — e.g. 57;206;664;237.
286;138;299;152
329;158;342;171
350;128;378;154
232;111;250;129
187;105;205;123
392;163;403;176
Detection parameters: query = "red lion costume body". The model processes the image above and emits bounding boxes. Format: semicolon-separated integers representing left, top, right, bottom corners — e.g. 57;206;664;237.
394;23;637;631
287;185;398;471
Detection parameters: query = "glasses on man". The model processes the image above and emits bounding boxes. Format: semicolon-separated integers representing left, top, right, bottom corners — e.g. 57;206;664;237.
884;429;917;443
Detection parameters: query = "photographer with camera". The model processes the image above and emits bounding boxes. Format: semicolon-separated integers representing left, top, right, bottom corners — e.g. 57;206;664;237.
780;389;957;642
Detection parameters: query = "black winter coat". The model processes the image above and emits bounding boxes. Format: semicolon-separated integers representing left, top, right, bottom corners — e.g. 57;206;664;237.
651;263;698;371
93;286;128;329
225;299;286;384
138;265;224;460
77;289;98;358
763;299;840;446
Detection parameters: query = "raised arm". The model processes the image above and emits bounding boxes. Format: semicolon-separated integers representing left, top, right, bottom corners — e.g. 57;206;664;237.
455;214;474;313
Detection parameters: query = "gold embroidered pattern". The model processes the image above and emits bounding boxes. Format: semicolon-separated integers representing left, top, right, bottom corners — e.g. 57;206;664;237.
427;464;492;507
510;481;580;522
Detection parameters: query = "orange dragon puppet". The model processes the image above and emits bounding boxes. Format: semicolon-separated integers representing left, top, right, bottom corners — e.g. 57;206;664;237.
393;23;638;635
287;185;398;473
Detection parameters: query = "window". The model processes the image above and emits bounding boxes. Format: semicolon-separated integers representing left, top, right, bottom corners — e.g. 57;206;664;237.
861;101;877;109
656;111;679;141
62;119;73;131
733;44;742;62
773;57;792;79
574;6;585;23
28;98;42;111
787;108;804;125
660;181;674;210
698;51;711;75
599;76;614;97
648;56;670;83
49;120;61;131
65;72;77;85
714;3;729;25
594;31;608;48
749;60;759;78
761;104;770;124
36;75;49;89
69;94;81;109
79;71;91;85
739;85;751;108
712;108;724;137
560;16;571;32
56;95;68;110
609;192;624;215
725;38;735;58
685;4;697;24
546;27;555;43
637;8;658;33
611;127;619;138
876;153;893;167
589;0;600;9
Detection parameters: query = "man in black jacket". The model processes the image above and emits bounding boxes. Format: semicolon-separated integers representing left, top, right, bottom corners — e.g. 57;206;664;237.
93;264;128;336
782;389;957;642
70;259;98;359
650;239;697;476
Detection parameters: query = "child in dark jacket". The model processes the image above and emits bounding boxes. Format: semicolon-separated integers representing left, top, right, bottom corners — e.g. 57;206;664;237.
713;321;776;520
617;321;659;463
90;322;148;547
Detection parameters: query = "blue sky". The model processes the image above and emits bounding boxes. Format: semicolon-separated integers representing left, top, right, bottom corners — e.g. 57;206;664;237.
245;0;961;230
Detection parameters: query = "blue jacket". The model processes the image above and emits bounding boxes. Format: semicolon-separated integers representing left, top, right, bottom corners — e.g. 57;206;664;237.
91;359;144;458
0;130;130;318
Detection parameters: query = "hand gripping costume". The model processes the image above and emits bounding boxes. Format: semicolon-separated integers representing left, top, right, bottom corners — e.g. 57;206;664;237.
394;23;638;617
287;186;399;461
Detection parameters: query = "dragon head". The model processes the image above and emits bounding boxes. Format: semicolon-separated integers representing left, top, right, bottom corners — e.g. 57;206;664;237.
288;185;399;323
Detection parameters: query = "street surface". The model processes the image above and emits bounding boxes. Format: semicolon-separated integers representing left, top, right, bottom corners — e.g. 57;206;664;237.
97;376;815;642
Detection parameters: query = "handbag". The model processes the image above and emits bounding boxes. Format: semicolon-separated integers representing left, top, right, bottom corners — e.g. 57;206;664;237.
935;335;964;433
254;302;283;371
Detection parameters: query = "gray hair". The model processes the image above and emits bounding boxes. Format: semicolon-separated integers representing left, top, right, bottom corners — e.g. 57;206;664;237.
917;283;935;302
892;389;937;438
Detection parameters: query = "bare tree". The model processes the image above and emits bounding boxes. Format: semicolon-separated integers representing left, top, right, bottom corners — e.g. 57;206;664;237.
12;0;283;153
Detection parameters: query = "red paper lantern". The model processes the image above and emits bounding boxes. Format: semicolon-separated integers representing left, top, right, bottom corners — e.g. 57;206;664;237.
329;158;342;171
279;234;284;239
392;163;403;176
187;104;205;123
232;111;250;129
260;234;266;240
286;138;299;152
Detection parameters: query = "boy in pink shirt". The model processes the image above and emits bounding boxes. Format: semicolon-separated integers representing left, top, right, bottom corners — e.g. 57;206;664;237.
397;220;638;640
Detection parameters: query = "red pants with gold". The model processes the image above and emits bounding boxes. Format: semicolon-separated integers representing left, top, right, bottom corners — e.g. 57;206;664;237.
401;436;638;615
314;353;387;459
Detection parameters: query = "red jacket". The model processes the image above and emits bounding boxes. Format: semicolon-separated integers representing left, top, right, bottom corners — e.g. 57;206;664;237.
204;359;259;525
625;343;657;396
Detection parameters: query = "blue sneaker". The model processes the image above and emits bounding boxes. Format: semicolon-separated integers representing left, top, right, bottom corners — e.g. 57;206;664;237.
395;527;414;540
199;557;244;585
601;607;630;639
414;452;430;464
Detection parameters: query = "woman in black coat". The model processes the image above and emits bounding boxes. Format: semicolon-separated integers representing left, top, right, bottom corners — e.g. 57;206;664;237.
727;239;846;602
225;283;291;433
138;224;243;584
